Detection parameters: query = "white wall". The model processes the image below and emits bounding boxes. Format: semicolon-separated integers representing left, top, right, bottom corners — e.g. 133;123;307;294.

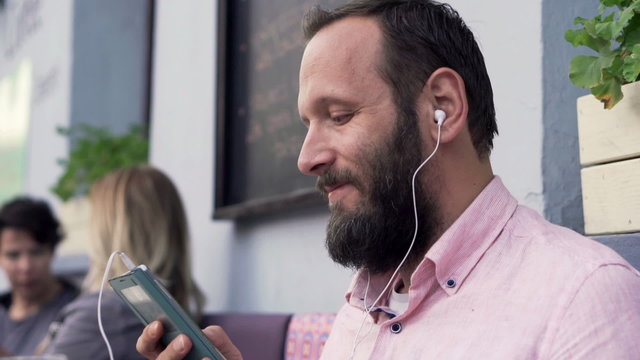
0;0;74;292
149;0;233;311
150;0;543;313
449;0;544;212
14;0;73;207
0;0;73;207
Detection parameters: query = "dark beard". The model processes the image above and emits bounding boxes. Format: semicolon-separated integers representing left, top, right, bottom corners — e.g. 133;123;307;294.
318;109;441;275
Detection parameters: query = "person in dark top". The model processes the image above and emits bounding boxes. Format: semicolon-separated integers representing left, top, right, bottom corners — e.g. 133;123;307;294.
0;197;79;355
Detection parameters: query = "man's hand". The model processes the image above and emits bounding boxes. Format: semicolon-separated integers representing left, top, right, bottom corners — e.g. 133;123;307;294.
136;321;242;360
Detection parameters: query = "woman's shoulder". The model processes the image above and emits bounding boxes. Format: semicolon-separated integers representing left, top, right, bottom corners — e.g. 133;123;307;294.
61;290;133;319
44;290;145;359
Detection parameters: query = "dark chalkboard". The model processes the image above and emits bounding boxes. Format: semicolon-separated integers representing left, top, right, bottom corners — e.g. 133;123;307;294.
214;0;345;218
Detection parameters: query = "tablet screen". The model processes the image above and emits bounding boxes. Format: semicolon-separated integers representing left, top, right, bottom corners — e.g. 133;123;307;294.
121;284;179;334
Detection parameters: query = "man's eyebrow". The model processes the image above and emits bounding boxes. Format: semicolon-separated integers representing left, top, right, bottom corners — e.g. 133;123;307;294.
317;95;356;107
298;95;358;126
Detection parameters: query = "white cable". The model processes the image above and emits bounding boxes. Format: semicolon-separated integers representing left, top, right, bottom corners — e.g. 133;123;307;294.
348;123;443;359
349;272;375;359
98;251;137;360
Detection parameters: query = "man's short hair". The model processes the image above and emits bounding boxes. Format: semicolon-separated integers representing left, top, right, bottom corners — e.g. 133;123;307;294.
0;197;63;249
303;0;498;157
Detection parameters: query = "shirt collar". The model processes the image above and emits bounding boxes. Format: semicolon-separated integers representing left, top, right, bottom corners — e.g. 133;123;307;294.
345;176;518;308
419;176;517;295
345;268;392;312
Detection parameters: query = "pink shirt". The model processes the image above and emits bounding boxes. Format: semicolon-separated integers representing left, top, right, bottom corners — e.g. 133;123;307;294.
321;177;640;359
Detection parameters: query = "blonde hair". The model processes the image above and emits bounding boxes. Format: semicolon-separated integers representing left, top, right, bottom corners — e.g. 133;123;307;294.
84;165;204;319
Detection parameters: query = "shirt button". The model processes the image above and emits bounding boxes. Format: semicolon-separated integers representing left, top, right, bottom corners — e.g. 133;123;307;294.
390;322;402;334
446;278;456;288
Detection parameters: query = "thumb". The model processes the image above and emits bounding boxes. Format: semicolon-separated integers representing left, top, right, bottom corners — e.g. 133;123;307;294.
202;326;243;360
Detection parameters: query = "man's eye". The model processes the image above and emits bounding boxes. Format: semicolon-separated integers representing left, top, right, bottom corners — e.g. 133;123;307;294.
4;252;20;261
331;113;353;125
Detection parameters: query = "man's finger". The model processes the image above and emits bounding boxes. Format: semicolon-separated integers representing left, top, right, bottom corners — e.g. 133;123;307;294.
136;321;166;359
156;335;193;360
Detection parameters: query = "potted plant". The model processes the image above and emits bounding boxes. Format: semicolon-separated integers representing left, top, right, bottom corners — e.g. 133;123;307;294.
565;0;640;235
52;124;148;254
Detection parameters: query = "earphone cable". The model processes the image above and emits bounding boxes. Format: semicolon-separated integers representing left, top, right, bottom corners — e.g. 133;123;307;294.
348;123;442;359
98;251;137;360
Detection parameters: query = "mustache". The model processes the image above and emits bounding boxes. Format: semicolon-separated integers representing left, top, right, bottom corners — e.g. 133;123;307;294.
316;168;364;197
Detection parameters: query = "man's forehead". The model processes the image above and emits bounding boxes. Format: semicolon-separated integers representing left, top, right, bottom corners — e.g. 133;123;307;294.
0;228;37;247
300;16;382;74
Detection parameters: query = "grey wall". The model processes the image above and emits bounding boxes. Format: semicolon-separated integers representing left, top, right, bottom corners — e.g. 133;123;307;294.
70;0;151;133
541;1;598;233
595;233;640;270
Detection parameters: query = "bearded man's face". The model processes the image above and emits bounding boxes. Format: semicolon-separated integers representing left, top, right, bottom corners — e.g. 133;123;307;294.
317;108;442;274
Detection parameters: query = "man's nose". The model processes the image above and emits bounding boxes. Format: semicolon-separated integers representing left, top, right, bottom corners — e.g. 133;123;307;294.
297;126;334;176
16;254;32;272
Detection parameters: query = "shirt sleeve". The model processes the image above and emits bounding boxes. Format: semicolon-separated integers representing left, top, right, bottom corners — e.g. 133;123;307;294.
547;263;640;359
43;293;145;360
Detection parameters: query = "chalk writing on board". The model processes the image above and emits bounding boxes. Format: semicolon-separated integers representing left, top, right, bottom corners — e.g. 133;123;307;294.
216;0;346;217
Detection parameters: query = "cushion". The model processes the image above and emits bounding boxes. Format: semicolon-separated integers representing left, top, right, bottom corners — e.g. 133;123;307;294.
285;313;336;360
200;312;292;360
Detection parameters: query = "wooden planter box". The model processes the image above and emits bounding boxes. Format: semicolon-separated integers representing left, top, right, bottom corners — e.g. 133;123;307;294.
577;81;640;235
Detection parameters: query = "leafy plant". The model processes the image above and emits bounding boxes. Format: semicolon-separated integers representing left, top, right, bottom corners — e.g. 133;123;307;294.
51;124;149;202
565;0;640;109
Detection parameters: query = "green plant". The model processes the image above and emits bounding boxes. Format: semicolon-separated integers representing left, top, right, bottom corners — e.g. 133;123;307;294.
51;124;149;202
565;0;640;109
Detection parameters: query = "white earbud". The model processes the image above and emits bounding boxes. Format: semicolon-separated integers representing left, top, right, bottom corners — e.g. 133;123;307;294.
434;109;446;125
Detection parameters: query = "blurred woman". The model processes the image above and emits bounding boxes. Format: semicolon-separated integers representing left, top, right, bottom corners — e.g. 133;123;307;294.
0;197;79;355
41;165;204;359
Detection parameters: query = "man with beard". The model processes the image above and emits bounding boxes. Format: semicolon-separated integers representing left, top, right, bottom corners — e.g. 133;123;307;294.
137;1;640;359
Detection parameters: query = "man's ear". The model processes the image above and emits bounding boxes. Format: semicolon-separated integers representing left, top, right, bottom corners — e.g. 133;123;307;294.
419;67;468;144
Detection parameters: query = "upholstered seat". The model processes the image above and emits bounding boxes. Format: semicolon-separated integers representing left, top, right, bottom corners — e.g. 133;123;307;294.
199;312;336;360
